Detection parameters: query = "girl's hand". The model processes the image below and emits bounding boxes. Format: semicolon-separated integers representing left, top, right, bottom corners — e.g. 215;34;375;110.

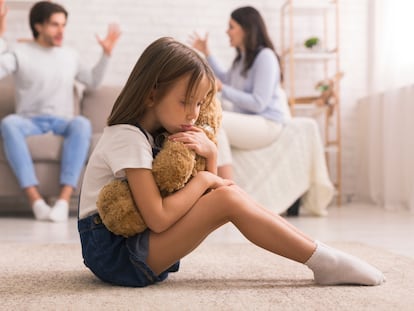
189;32;210;57
197;171;235;190
210;176;235;189
169;126;216;159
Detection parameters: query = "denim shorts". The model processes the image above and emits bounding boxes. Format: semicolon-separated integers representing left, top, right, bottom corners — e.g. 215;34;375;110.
78;213;179;287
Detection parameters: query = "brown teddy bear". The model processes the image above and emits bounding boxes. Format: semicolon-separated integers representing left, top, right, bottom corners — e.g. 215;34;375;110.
96;97;222;237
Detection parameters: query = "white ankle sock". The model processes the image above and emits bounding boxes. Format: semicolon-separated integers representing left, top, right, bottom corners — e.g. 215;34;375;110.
305;240;385;286
49;199;69;222
32;199;51;221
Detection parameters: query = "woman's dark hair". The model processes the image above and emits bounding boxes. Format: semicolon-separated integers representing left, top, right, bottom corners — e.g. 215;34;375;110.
231;6;282;80
29;1;68;39
107;37;216;127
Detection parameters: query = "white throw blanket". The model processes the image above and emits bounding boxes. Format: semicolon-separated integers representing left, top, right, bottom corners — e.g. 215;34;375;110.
232;117;334;216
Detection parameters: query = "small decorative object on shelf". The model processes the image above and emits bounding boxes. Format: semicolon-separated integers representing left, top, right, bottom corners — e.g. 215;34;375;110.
304;36;320;49
294;72;343;118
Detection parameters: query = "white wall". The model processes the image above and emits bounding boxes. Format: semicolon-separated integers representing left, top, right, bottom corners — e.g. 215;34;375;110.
4;0;369;201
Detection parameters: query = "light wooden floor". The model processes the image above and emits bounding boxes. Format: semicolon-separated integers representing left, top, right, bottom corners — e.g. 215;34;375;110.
0;202;413;258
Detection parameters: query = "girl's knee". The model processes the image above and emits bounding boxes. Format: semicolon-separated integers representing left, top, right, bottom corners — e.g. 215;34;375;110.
209;186;245;211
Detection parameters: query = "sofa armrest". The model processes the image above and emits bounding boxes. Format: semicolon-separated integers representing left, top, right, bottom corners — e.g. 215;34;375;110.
0;76;15;120
81;85;122;133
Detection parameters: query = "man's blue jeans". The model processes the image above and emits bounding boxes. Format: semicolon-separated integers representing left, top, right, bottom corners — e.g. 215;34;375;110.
0;114;92;189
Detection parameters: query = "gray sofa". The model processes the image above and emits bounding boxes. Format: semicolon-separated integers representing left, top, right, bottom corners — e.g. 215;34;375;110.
0;76;121;205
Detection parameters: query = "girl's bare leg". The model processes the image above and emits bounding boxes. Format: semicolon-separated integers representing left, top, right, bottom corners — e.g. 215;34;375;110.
147;185;315;274
231;186;312;241
147;185;385;286
235;188;385;286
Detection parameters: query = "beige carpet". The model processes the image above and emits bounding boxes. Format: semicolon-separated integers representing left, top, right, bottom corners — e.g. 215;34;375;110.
1;242;413;311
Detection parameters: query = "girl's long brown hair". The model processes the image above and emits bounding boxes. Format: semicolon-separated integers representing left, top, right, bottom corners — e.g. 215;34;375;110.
107;37;216;127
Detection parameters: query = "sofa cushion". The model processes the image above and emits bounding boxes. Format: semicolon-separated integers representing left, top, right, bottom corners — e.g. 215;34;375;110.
0;132;103;163
81;85;121;133
0;133;63;162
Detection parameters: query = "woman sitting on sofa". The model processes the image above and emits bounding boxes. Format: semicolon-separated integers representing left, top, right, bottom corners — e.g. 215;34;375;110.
190;6;286;179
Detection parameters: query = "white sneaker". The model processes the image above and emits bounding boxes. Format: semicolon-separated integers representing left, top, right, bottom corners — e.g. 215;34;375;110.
49;199;69;222
32;199;51;221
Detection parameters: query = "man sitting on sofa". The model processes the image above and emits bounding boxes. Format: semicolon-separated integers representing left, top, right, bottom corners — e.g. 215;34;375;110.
0;1;121;221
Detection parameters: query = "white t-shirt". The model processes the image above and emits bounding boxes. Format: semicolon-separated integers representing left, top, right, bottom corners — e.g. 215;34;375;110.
78;124;155;219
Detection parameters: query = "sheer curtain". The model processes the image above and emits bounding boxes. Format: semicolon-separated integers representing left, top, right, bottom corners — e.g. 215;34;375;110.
357;0;414;212
368;0;414;93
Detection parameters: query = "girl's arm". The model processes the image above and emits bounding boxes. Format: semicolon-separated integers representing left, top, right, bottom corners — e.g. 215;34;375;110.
126;125;226;233
126;168;230;233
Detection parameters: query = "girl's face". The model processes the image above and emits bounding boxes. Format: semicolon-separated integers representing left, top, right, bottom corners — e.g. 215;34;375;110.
226;18;245;50
152;74;211;134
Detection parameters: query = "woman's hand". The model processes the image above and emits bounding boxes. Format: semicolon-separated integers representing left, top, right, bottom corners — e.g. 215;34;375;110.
169;126;216;159
189;32;210;57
